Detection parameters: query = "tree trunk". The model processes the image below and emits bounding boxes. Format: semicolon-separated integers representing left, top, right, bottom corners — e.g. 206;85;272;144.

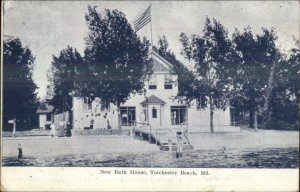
68;97;73;128
263;61;276;124
210;107;214;133
27;117;30;129
68;109;73;128
68;96;74;129
249;109;254;128
254;109;258;131
117;102;121;130
209;96;214;133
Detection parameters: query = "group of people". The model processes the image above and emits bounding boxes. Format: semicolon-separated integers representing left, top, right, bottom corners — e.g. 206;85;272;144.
81;112;112;130
50;121;72;137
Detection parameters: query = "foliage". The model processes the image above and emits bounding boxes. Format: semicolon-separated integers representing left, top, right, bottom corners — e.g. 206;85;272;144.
49;46;83;112
81;6;152;128
180;17;236;132
232;27;282;128
82;6;152;104
3;38;38;130
266;41;300;129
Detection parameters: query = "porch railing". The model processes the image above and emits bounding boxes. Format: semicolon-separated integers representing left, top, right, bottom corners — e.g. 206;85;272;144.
132;121;152;134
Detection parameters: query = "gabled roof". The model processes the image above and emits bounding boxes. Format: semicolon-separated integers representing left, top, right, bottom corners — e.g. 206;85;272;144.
151;51;174;72
37;104;55;114
141;95;166;105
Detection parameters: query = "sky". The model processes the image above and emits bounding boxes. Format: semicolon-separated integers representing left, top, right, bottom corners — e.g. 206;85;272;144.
3;1;300;98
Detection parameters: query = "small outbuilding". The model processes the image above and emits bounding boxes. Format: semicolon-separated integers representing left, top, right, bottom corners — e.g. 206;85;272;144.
37;102;55;130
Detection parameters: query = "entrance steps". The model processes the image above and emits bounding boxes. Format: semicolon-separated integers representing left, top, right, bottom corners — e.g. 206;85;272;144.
160;141;193;151
133;127;193;151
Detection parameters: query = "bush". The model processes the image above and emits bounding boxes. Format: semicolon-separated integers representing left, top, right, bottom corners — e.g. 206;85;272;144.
261;118;299;130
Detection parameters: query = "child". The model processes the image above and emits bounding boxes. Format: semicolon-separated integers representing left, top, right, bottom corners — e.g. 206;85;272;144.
50;122;56;137
18;144;23;159
90;115;94;129
107;119;112;130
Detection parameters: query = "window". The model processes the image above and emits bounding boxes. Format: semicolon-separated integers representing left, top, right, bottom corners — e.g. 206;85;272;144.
164;75;173;89
215;101;222;109
120;107;136;126
196;97;205;110
45;124;51;130
100;100;110;112
152;107;157;118
171;106;187;125
83;97;92;112
149;85;157;89
46;113;52;121
149;75;157;89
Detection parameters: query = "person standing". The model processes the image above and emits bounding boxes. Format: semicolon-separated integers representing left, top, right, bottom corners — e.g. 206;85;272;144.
90;114;94;129
176;132;183;158
122;113;128;126
107;119;112;130
66;121;72;137
140;111;146;125
17;144;23;159
50;122;56;137
84;115;89;129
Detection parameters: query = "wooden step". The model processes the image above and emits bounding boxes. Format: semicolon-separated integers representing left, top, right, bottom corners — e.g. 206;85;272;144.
160;143;193;151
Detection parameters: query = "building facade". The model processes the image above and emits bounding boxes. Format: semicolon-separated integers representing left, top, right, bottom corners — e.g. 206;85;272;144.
72;52;240;132
37;103;55;130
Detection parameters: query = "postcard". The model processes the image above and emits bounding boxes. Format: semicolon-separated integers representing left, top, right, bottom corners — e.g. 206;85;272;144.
1;1;299;191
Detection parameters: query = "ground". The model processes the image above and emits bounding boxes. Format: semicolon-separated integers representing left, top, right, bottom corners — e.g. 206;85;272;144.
2;129;299;168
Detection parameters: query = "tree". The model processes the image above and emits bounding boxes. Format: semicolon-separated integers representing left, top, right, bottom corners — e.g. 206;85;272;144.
232;27;281;130
267;40;299;130
180;17;236;133
81;6;152;129
3;38;38;131
49;46;83;126
153;36;195;98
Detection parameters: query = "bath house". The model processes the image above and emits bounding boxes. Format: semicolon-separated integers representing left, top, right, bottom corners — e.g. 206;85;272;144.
71;52;240;132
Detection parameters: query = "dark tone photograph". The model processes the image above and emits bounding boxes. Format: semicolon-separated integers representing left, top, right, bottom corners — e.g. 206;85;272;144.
2;1;299;168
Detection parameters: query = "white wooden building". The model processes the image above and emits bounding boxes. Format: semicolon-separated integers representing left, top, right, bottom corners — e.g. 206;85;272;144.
71;52;240;132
